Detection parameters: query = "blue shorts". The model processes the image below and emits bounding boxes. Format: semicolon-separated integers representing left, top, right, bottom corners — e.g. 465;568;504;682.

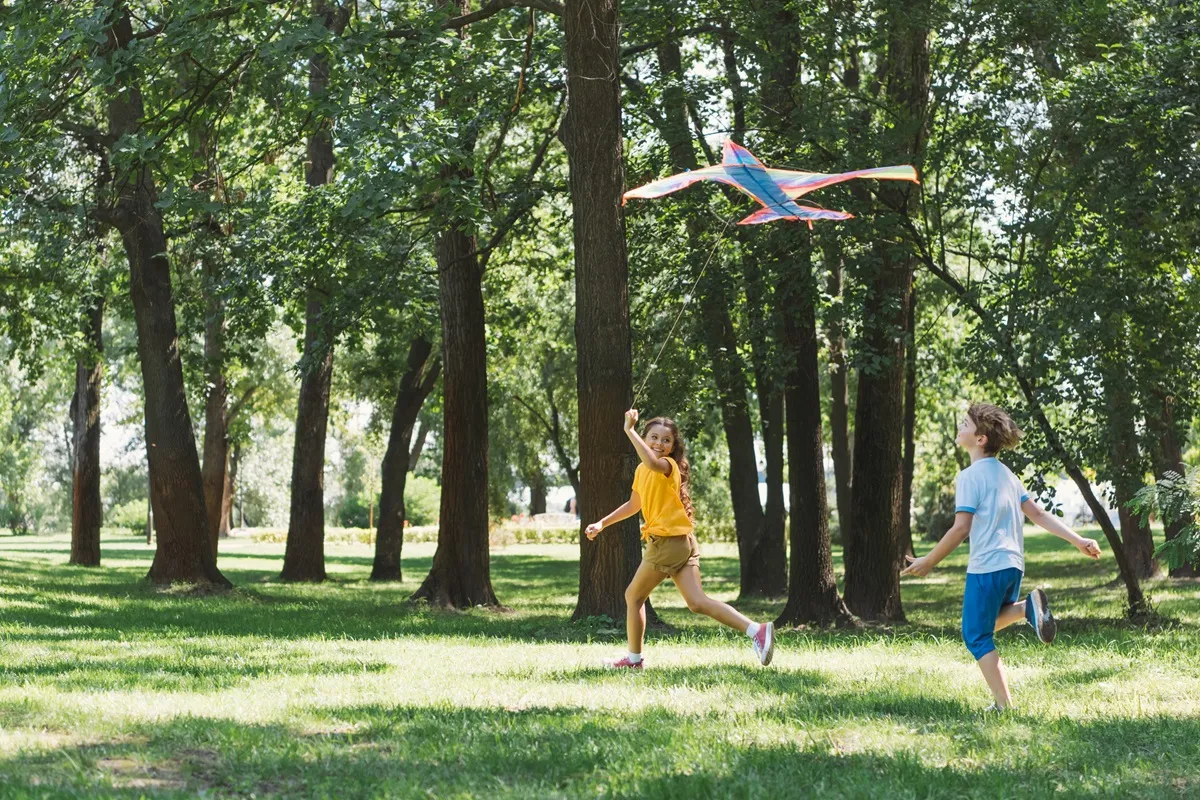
961;567;1023;660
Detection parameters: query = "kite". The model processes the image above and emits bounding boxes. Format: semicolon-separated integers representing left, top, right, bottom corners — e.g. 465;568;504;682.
623;139;919;227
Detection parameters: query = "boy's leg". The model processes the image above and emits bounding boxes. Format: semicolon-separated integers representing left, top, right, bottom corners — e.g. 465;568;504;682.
625;561;669;654
977;652;1013;708
994;602;1026;631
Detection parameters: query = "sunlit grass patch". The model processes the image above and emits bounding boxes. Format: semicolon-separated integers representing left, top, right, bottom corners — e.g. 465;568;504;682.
0;529;1198;798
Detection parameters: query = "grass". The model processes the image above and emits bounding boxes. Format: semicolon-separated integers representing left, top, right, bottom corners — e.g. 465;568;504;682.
1;528;1199;799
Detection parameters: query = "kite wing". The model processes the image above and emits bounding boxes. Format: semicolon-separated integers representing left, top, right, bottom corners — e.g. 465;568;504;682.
767;165;919;198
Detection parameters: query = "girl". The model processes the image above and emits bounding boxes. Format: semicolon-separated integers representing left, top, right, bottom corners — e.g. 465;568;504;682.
585;409;775;669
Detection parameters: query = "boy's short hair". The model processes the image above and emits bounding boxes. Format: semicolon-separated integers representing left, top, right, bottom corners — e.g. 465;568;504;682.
968;403;1025;454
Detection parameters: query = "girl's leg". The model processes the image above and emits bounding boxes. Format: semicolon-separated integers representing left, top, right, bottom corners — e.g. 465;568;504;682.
671;565;753;632
625;561;669;654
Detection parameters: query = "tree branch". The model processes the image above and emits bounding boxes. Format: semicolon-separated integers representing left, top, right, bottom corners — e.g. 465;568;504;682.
385;0;562;38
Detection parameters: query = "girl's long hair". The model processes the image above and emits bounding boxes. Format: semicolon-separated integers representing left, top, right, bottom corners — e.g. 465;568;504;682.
642;416;695;522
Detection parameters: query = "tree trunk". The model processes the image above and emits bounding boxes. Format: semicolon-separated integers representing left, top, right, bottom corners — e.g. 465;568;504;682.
200;253;229;560
408;419;430;471
1153;395;1195;577
776;246;854;626
899;286;918;560
563;0;647;623
823;240;854;544
412;228;497;606
106;8;228;588
281;1;348;582
70;297;104;567
529;472;547;516
220;444;236;537
843;4;930;623
653;39;769;597
1106;372;1158;579
373;337;439;582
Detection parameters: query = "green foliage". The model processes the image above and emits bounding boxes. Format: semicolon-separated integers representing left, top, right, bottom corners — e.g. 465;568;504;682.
1131;466;1200;572
108;500;148;536
403;476;441;528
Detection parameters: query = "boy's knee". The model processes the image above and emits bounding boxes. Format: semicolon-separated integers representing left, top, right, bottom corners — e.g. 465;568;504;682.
625;587;645;607
963;626;996;661
685;596;708;614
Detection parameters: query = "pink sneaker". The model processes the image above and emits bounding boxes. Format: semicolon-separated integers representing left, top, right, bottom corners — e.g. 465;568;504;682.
602;655;644;670
751;622;775;666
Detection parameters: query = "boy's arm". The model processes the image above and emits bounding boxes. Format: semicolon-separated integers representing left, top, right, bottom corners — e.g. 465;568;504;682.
624;410;671;474
1021;499;1101;558
585;491;643;540
900;512;974;577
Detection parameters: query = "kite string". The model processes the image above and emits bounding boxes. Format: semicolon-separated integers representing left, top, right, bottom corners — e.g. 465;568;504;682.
632;213;737;407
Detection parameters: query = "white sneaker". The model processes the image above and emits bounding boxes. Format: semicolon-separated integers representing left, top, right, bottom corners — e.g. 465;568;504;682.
750;621;775;666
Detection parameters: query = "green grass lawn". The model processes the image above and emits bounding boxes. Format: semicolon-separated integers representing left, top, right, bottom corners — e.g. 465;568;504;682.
2;529;1199;799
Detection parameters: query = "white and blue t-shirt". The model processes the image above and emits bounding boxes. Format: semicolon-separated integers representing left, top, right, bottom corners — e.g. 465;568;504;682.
955;457;1030;574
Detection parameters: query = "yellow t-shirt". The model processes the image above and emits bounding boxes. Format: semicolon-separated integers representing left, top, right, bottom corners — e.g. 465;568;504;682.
632;456;694;540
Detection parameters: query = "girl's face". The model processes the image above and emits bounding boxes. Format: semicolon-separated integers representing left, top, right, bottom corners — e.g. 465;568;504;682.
644;424;675;457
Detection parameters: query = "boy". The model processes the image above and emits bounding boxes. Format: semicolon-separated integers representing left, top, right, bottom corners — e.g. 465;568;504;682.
900;403;1101;711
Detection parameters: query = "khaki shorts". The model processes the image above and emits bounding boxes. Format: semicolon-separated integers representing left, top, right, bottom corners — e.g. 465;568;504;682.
643;533;700;576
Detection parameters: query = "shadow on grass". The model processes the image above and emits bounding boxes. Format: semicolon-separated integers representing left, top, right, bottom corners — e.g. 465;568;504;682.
3;696;1199;799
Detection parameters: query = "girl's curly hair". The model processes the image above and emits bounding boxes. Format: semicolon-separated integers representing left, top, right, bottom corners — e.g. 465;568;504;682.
642;416;695;522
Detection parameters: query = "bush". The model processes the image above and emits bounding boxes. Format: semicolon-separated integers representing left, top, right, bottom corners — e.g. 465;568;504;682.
404;476;440;526
109;500;148;535
337;494;373;528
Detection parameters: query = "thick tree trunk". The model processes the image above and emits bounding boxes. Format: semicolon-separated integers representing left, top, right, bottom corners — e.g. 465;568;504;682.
823;241;854;543
843;4;930;623
373;337;439;582
107;9;228;588
776;247;854;626
899;286;918;560
200;254;229;560
412;228;497;606
653;40;769;597
281;2;348;582
564;0;647;623
70;297;104;567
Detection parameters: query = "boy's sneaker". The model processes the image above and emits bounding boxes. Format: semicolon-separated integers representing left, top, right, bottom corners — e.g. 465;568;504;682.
602;655;643;670
1025;588;1057;644
751;621;775;666
983;703;1010;714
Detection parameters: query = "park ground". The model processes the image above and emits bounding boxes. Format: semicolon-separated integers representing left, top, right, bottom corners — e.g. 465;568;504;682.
2;530;1199;799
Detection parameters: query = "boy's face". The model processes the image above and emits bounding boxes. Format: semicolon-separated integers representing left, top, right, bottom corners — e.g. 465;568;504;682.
956;414;987;451
645;424;675;457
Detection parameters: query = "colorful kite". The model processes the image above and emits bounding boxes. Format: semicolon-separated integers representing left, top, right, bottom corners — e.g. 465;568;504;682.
623;140;919;227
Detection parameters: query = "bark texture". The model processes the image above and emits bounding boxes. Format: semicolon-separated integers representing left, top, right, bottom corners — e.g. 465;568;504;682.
70;297;104;567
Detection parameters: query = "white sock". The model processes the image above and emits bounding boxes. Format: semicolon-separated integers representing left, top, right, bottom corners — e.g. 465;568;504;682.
626;651;643;664
746;622;760;639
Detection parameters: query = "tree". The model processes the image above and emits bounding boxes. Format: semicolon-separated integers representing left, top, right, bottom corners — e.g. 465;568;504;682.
70;297;105;565
562;0;645;623
281;1;351;582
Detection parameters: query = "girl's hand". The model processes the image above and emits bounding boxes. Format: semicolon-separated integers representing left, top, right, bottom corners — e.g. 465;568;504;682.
624;408;639;432
1076;538;1101;559
900;554;933;577
585;521;604;540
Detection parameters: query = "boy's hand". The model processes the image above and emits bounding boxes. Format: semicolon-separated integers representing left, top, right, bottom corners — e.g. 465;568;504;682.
1076;537;1101;559
585;521;603;540
900;554;933;577
624;408;639;432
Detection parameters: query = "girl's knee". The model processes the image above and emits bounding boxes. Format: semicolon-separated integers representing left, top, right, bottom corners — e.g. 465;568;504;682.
625;587;646;607
685;596;709;615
